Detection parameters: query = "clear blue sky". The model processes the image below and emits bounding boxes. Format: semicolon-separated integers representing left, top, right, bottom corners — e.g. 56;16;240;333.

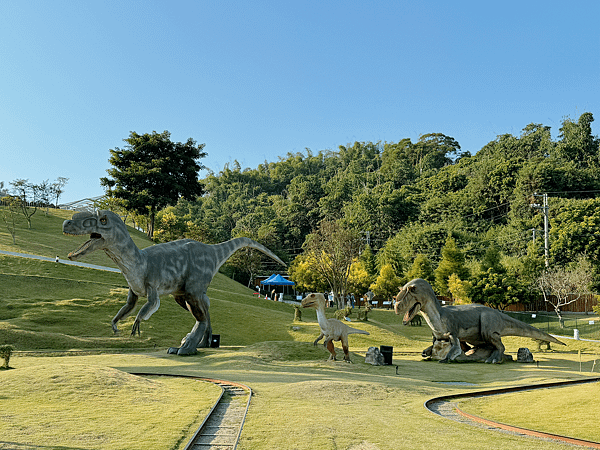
1;1;598;204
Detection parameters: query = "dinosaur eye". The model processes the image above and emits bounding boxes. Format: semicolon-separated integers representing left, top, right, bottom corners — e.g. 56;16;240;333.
100;216;107;225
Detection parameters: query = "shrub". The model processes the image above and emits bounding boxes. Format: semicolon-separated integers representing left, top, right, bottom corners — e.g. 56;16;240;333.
0;345;14;369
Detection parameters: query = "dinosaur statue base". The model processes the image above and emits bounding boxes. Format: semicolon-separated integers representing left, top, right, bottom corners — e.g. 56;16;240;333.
426;338;513;363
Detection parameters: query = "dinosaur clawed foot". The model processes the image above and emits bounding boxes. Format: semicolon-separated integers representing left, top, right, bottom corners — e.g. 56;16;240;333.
130;320;141;337
167;346;198;356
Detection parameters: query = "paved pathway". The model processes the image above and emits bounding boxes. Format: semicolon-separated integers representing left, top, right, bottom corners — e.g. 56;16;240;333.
0;249;121;273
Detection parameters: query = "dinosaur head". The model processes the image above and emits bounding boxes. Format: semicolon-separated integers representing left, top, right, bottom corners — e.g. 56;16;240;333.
62;210;128;260
394;280;423;325
301;293;327;309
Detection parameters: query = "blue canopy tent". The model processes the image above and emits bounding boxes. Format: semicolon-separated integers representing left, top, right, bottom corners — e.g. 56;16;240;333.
261;274;295;300
261;274;295;286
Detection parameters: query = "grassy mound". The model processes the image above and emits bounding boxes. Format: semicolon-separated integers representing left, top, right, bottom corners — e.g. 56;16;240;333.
0;362;222;450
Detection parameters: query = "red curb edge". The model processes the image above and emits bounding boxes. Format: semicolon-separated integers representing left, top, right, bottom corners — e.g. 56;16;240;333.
455;406;600;449
425;377;600;448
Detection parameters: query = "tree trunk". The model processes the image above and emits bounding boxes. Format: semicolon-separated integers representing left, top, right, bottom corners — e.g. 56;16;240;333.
555;307;564;328
148;209;155;238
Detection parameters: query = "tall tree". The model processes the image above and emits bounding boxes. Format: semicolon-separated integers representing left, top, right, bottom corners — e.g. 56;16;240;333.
434;236;470;296
288;252;329;293
536;257;594;327
369;264;402;301
50;177;69;207
301;220;362;308
100;131;206;237
554;112;599;168
1;195;20;244
10;179;40;229
405;254;435;284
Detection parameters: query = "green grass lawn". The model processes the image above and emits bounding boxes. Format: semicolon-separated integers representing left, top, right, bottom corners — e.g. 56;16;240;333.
3;210;600;449
459;380;600;443
1;362;222;450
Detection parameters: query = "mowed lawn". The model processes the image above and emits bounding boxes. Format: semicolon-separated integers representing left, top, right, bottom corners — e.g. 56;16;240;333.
3;210;600;449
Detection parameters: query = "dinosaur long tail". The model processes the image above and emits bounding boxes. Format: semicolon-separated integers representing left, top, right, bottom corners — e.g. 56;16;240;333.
347;329;370;336
212;237;286;270
505;316;566;346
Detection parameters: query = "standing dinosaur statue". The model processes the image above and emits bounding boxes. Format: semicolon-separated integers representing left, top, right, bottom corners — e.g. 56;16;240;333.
62;210;286;355
301;293;369;362
394;278;565;364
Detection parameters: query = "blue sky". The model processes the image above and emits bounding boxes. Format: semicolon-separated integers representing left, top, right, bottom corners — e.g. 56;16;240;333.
1;1;598;204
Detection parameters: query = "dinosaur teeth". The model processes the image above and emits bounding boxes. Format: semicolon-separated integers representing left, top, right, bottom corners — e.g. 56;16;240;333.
67;235;104;260
403;302;421;324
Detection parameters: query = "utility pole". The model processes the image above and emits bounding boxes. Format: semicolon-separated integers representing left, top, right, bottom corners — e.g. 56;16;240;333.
530;193;549;267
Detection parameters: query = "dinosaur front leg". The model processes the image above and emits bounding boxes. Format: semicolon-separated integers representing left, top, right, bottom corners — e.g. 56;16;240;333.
313;332;324;346
131;287;160;336
422;336;435;358
439;335;463;363
111;289;138;334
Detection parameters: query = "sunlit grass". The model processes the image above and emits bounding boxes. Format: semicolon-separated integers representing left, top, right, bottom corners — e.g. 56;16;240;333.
5;209;600;448
459;380;600;442
10;348;600;450
0;362;221;450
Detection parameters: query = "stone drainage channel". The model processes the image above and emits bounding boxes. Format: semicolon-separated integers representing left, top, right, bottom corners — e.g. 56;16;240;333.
426;377;600;449
132;374;251;450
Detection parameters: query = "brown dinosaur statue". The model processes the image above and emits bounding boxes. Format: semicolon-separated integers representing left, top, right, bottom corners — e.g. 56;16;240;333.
394;278;566;364
62;210;286;355
301;293;369;362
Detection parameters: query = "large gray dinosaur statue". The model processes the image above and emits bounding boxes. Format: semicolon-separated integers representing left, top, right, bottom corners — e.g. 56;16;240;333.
394;278;565;364
62;210;286;355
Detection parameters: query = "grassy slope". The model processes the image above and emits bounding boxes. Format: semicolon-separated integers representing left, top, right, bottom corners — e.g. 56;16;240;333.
3;210;600;449
0;208;152;267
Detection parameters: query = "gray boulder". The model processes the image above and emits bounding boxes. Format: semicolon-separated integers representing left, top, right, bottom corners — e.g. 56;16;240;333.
365;346;385;365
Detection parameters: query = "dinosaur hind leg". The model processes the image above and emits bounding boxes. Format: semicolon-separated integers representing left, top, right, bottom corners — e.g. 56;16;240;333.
341;337;351;363
168;292;211;356
325;339;336;361
111;289;138;334
485;333;505;364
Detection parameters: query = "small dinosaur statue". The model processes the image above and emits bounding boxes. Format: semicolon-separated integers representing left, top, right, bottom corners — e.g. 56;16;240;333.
394;278;565;364
301;293;369;362
62;210;286;355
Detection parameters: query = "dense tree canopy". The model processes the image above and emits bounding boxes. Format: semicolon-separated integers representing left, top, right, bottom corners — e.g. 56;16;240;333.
144;113;599;304
101;131;206;237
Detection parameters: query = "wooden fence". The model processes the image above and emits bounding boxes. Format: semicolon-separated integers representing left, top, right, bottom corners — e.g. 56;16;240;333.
434;295;598;313
506;294;598;313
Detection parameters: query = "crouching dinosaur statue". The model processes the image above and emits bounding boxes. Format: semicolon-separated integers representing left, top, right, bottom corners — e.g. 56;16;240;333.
62;210;286;355
301;293;369;362
394;278;565;364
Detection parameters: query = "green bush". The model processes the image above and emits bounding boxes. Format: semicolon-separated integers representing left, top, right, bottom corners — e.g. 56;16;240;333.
0;344;13;369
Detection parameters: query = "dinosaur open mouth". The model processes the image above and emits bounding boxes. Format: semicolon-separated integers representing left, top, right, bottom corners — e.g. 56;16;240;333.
67;233;104;260
403;302;421;325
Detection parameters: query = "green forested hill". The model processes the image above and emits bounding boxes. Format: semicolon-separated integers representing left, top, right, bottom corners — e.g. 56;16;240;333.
154;113;600;294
